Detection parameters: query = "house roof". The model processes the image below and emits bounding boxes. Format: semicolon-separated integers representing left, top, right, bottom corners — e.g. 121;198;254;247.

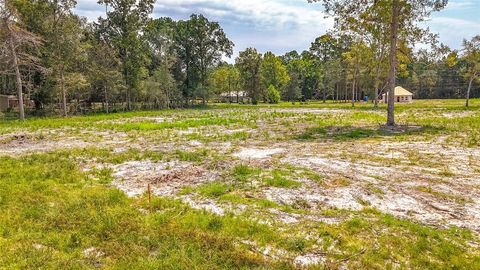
394;86;413;96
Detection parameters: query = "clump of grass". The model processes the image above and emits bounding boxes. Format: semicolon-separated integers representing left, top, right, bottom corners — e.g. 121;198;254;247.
302;169;324;183
295;127;327;141
219;193;280;210
438;167;455;177
414;186;471;204
283;238;307;252
232;164;260;185
197;182;233;198
264;171;301;188
328;176;351;187
89;167;114;184
365;182;385;196
338;128;376;139
292;199;311;210
175;148;209;162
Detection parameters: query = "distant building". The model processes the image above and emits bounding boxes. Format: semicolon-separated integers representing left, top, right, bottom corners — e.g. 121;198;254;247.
0;95;34;111
383;86;413;103
220;91;248;103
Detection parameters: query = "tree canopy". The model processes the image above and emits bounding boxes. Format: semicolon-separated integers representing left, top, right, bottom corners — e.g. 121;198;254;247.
1;0;478;120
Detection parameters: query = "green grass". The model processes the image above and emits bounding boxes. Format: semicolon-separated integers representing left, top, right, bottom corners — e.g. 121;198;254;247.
414;186;472;204
2;100;480;269
315;209;480;269
0;152;289;269
1;149;479;270
196;182;233;198
232;164;260;183
263;171;301;188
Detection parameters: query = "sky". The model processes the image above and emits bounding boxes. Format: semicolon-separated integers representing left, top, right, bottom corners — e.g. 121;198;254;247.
74;0;480;61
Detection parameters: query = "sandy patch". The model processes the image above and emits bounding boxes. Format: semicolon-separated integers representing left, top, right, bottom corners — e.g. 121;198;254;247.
233;147;285;160
442;111;476;119
111;160;217;197
294;253;326;268
278;145;480;231
261;108;351;115
181;196;226;215
0;136;90;156
176;128;198;135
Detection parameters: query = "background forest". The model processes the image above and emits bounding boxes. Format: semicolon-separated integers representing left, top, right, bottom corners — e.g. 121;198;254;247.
1;0;479;118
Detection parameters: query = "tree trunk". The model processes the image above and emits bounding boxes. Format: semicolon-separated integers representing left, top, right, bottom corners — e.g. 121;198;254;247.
374;81;380;108
126;90;131;110
387;0;400;126
335;83;339;103
466;72;476;108
61;70;67;116
323;86;326;103
351;78;356;107
10;37;25;121
124;67;131;111
104;85;109;113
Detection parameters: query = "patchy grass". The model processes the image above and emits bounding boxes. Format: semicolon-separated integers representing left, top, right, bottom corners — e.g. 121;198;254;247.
232;164;260;184
414;186;472;204
0;152;289;269
264;171;301;188
196;182;233;198
2;100;480;269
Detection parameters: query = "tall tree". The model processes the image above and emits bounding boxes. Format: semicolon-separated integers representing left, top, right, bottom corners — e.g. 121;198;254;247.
343;42;370;107
461;36;480;108
86;31;123;113
209;65;240;102
236;48;262;104
310;33;348;102
309;0;448;126
144;17;177;73
260;52;289;101
0;0;43;120
173;14;233;103
143;17;181;108
47;2;85;116
97;0;154;110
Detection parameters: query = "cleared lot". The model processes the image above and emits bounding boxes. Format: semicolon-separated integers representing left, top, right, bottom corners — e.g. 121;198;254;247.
1;100;480;269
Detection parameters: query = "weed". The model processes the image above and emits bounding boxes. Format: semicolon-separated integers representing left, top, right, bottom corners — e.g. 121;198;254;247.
264;172;301;188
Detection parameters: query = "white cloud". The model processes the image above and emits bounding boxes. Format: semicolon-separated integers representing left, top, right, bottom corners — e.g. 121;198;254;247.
152;0;334;59
74;0;478;58
75;0;333;59
427;16;480;48
153;0;332;30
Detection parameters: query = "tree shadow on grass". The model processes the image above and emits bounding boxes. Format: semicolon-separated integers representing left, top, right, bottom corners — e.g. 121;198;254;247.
295;125;444;141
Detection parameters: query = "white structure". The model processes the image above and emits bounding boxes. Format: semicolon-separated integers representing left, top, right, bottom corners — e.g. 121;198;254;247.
220;91;247;103
383;86;413;103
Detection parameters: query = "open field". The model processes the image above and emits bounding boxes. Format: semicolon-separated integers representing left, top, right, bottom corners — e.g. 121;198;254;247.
1;99;480;269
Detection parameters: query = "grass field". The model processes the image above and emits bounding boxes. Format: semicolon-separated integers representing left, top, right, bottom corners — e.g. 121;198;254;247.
1;99;480;269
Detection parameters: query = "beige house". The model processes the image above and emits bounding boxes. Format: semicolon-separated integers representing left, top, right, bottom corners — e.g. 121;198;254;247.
383;86;413;103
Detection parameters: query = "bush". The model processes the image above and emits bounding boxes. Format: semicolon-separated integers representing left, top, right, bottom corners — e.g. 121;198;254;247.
266;85;280;104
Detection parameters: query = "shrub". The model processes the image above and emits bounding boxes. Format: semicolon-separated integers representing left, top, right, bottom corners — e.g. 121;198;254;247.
266;85;280;104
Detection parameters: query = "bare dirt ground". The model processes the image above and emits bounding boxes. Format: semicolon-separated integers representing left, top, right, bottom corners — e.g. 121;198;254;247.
3;108;480;231
2;106;480;267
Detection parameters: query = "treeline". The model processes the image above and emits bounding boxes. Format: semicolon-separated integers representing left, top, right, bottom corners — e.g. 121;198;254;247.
1;0;234;119
1;0;479;121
